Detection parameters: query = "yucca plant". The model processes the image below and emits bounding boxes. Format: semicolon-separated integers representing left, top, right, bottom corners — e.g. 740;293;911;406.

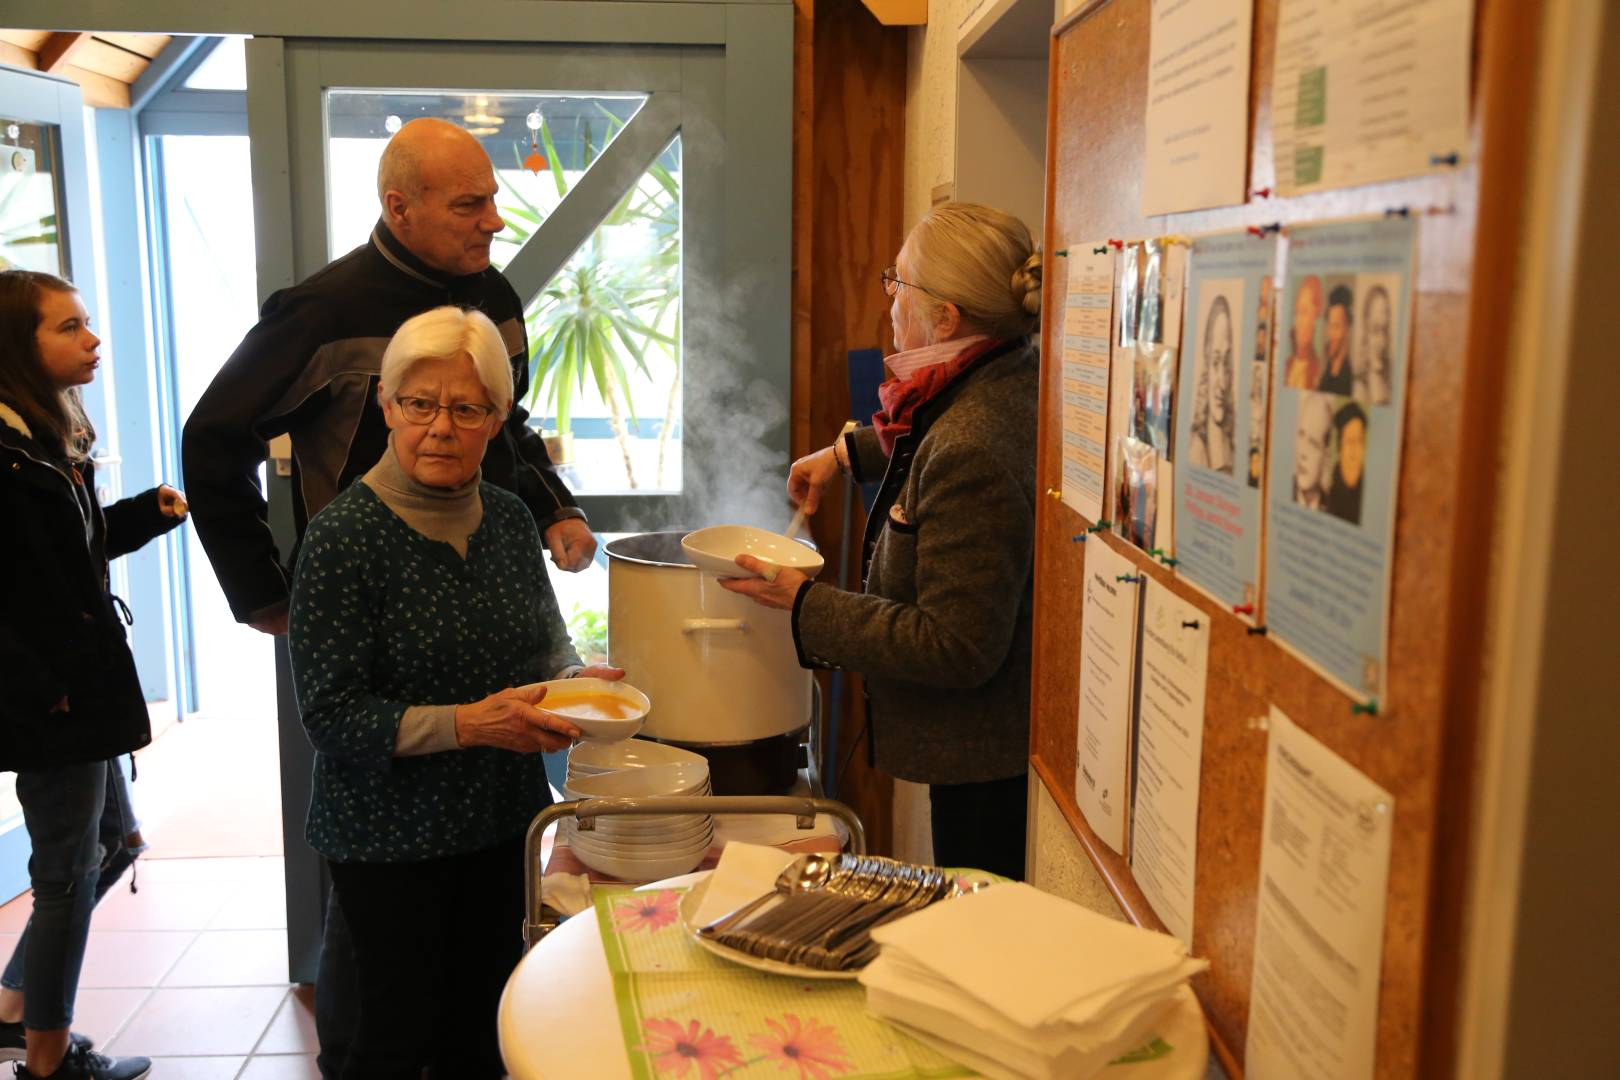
495;108;681;488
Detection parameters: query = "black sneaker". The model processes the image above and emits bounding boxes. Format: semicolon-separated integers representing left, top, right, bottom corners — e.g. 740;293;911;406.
12;1043;150;1080
0;1023;93;1062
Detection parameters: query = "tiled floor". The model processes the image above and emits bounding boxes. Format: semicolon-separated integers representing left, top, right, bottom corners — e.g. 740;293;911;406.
0;713;316;1079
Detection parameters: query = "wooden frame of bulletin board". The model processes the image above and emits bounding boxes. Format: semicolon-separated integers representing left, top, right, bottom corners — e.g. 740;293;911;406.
1031;0;1538;1076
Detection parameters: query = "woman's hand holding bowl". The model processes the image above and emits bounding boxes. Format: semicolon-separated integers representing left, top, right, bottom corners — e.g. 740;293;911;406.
717;555;808;610
455;684;582;753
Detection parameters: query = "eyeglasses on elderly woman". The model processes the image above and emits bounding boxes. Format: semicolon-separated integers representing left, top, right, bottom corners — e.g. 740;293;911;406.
881;265;944;300
393;394;498;428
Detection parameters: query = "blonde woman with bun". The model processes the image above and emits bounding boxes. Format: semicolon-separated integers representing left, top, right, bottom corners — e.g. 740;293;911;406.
723;202;1042;879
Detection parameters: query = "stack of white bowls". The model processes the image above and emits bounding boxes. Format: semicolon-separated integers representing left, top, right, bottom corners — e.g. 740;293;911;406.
563;740;715;881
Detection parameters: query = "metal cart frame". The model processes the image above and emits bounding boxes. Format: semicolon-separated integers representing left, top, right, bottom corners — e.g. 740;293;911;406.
524;795;867;949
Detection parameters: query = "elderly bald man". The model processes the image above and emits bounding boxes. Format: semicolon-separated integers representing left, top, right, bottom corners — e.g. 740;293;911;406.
182;118;595;1079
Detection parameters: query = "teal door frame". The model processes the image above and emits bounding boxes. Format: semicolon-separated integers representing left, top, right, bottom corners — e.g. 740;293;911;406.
0;64;103;902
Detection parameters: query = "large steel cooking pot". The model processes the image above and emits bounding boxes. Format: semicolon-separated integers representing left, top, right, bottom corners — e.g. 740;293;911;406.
605;532;812;747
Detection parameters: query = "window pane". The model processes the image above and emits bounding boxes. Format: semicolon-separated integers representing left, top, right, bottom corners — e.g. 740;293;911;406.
183;37;248;91
524;136;682;496
323;90;681;498
154;135;274;719
0;119;67;275
324;90;645;263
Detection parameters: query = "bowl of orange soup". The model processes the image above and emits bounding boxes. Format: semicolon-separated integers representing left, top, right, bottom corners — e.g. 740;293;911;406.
535;678;651;743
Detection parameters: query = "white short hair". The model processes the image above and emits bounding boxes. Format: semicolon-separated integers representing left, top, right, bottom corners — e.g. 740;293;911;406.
378;306;514;413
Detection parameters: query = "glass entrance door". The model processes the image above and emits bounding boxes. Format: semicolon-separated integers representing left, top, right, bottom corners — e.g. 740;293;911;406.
0;68;104;903
246;28;790;979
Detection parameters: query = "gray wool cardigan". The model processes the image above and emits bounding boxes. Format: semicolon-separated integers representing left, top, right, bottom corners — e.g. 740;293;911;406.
792;339;1038;785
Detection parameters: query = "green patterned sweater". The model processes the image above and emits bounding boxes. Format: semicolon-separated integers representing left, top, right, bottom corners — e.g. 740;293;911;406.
289;480;580;862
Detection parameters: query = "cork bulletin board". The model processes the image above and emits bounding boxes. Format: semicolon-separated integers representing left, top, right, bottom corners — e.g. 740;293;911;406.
1029;0;1535;1076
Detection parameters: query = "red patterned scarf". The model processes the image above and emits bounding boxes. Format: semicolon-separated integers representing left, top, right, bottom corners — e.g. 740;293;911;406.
872;337;1006;455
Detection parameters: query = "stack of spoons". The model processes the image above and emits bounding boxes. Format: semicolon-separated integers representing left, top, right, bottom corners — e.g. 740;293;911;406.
697;852;957;972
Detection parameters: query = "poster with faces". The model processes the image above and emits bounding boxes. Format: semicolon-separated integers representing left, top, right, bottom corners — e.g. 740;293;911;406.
1173;231;1279;615
1263;218;1416;705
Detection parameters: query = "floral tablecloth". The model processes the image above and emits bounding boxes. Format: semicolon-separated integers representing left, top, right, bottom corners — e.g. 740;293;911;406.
593;885;974;1080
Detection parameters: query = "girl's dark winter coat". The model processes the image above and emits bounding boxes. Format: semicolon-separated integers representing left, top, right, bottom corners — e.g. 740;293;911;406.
0;410;181;770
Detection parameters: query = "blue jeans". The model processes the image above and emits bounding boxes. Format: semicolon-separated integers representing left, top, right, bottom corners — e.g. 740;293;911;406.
2;758;144;1002
9;762;106;1031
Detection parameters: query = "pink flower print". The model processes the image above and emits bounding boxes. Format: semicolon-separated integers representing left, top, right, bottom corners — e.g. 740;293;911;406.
614;889;682;934
749;1014;853;1079
640;1018;745;1080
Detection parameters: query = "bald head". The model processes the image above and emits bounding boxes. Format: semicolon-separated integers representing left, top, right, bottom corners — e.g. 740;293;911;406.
376;118;483;203
376;118;505;276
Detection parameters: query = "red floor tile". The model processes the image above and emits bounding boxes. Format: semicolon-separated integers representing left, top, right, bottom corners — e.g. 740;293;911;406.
104;985;286;1057
208;877;289;931
162;930;291;988
143;1057;246;1079
80;930;197;988
70;987;150;1047
255;986;317;1055
89;880;238;932
239;1054;320;1079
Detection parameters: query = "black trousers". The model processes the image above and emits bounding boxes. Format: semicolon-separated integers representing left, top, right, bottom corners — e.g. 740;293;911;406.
326;834;526;1080
928;772;1029;881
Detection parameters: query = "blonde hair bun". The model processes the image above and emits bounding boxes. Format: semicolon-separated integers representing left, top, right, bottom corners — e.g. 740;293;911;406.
1012;251;1042;317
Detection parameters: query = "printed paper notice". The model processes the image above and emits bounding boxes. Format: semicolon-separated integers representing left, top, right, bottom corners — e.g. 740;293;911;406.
1271;0;1474;195
1142;0;1254;215
1075;540;1141;855
1247;708;1394;1080
1061;244;1116;521
1173;231;1278;614
1129;580;1209;947
1265;218;1414;704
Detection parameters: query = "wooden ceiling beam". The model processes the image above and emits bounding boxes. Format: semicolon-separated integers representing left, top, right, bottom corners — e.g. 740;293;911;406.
38;31;89;73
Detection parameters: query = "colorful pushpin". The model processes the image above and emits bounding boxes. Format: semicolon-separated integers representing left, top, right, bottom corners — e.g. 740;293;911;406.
1252;187;1272;198
1087;520;1112;534
1071;533;1086;543
1116;574;1143;584
1430;152;1460;166
1351;700;1380;716
1233;603;1254;615
1092;245;1108;255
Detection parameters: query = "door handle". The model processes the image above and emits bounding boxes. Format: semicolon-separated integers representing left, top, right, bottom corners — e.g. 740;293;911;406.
681;618;747;634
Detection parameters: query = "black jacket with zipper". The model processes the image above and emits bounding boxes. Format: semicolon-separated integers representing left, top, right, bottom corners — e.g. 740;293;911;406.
0;406;181;770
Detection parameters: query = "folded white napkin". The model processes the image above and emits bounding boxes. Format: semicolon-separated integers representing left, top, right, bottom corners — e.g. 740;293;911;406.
688;840;797;929
872;986;1204;1080
863;952;1182;1078
867;882;1201;1030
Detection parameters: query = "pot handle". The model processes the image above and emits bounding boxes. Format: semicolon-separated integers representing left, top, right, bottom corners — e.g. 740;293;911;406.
682;618;748;635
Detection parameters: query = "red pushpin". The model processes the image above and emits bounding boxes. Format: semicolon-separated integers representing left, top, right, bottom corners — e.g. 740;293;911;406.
1246;226;1265;237
1108;239;1125;250
1233;603;1254;615
1252;187;1272;198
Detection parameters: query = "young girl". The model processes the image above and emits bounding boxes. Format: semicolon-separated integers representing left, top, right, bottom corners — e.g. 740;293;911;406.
0;270;186;1080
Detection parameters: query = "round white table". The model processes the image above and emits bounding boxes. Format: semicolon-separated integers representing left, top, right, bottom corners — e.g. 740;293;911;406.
498;873;1209;1080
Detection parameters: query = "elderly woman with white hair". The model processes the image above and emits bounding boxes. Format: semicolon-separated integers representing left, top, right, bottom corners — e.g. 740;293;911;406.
723;202;1042;880
289;305;619;1079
